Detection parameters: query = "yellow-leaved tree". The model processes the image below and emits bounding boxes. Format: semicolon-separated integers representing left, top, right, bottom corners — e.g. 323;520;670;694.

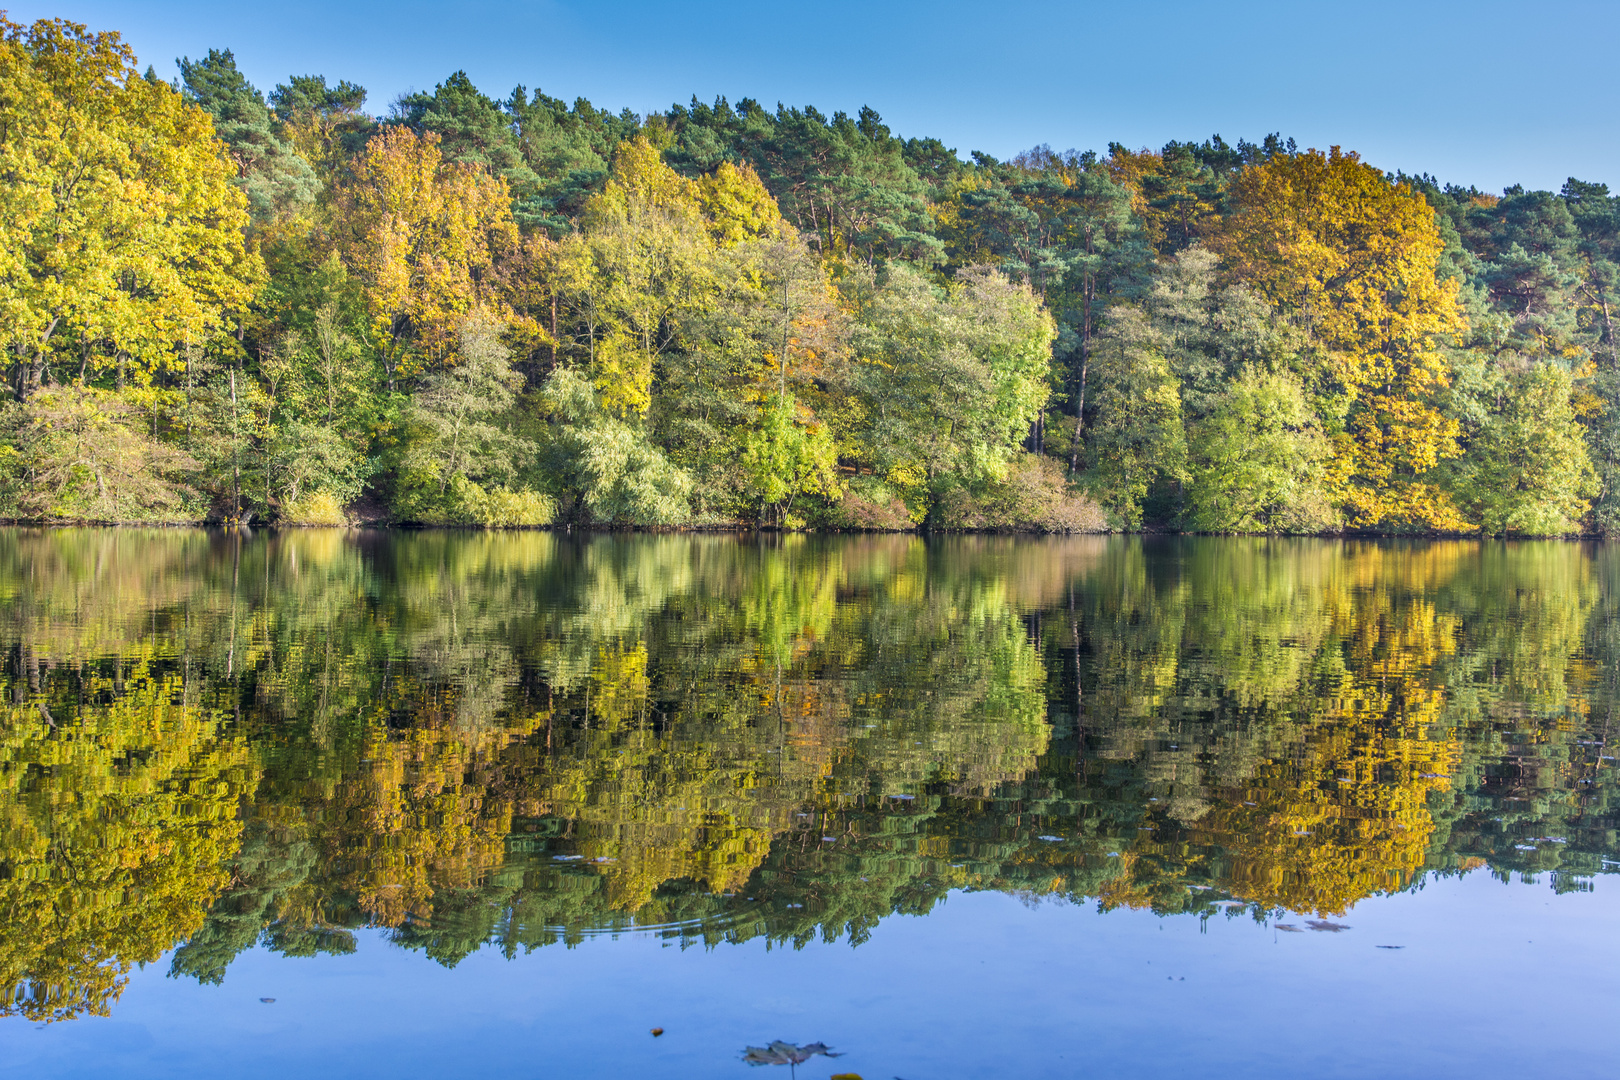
548;137;716;418
334;126;519;386
1212;148;1468;529
697;161;787;248
0;16;261;393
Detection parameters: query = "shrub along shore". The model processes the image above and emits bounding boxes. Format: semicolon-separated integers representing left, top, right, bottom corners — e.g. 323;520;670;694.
1;17;1613;535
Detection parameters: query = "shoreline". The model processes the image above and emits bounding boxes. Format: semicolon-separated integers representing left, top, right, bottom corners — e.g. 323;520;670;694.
0;520;1602;540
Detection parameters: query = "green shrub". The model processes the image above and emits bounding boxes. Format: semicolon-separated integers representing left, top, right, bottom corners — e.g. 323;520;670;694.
280;490;348;526
475;485;556;527
406;475;554;527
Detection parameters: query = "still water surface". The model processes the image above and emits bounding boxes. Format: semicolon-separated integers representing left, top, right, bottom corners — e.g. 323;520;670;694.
0;530;1616;1077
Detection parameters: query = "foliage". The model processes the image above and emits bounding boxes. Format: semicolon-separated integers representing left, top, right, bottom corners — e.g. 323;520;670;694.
0;530;1614;1001
1;14;1619;534
939;453;1107;532
1212;149;1467;528
333;126;519;384
840;264;1055;525
178;48;318;224
9;384;199;522
395;313;541;523
281;489;348;525
1443;361;1596;534
0;16;261;396
1086;307;1186;527
542;369;693;525
1185;366;1333;532
739;392;839;526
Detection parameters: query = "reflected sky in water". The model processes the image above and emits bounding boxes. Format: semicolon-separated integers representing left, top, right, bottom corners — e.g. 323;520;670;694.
0;530;1616;1076
8;876;1618;1079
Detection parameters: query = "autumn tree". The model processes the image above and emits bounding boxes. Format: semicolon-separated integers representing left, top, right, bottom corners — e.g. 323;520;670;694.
548;137;715;418
1212;148;1468;528
0;16;260;396
390;71;547;230
334;126;519;386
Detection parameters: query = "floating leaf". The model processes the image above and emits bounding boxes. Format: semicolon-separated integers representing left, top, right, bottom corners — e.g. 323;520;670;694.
743;1040;844;1066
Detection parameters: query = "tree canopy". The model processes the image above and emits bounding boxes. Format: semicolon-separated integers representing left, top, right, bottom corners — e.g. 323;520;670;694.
0;14;1613;536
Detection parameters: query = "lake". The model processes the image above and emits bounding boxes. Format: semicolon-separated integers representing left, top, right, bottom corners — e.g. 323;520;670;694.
0;529;1616;1079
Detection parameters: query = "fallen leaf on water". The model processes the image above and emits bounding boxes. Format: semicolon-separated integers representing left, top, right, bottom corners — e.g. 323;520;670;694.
1375;945;1405;950
650;1027;664;1036
830;1075;863;1080
743;1040;844;1066
260;997;275;1003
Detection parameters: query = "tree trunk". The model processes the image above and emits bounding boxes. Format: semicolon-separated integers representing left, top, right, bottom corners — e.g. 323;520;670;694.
229;367;242;521
1070;272;1093;473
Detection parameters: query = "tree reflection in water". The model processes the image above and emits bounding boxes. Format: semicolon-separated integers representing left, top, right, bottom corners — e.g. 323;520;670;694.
0;529;1614;1021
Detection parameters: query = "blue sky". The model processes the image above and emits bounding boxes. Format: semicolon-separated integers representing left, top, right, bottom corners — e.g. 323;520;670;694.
12;1;1617;193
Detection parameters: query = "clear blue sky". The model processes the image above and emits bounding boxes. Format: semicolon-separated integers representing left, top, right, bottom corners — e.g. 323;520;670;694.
11;0;1617;193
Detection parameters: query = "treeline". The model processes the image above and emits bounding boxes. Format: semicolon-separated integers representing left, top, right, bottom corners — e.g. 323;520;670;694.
0;15;1614;533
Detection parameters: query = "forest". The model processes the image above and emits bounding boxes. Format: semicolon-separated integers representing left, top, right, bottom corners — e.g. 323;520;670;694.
1;15;1614;534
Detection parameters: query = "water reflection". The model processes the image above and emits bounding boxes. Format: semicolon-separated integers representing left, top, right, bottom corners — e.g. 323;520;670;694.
1;530;1615;1022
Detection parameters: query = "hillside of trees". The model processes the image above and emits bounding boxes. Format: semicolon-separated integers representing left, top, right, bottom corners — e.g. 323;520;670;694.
0;15;1614;534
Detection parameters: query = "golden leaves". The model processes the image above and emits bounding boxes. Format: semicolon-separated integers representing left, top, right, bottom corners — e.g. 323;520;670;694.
1212;147;1469;528
0;16;260;388
335;127;518;380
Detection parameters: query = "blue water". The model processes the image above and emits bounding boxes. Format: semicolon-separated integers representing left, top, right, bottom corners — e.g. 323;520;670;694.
4;531;1618;1077
7;872;1615;1079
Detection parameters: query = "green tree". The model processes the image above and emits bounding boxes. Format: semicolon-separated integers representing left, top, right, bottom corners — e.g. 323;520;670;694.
841;264;1055;525
177;48;318;224
1185;366;1332;532
395;313;546;524
739;391;839;526
1447;361;1596;534
6;383;200;521
540;367;692;525
1086;307;1186;527
269;74;373;181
